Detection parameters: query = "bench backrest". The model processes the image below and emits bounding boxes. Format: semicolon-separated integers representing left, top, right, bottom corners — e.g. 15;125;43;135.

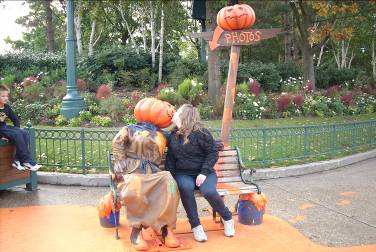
159;148;242;184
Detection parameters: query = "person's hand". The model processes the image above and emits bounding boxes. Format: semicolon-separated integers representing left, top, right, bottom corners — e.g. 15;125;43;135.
1;137;9;142
196;174;207;187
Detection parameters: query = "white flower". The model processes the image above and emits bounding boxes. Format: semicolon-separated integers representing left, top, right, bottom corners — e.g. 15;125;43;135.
253;102;259;107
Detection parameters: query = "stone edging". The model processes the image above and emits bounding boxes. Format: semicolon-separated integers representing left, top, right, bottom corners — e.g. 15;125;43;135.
37;149;376;187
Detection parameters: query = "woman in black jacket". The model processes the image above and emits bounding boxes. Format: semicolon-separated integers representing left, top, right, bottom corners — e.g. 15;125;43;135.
165;104;234;242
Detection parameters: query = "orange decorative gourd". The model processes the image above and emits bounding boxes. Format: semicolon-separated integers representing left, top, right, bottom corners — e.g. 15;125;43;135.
134;98;175;129
217;4;256;31
239;192;267;211
98;192;121;218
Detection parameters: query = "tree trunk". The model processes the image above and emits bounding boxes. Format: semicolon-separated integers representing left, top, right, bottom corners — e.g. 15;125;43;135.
283;0;293;63
74;0;82;58
316;42;325;67
150;1;156;69
207;0;221;104
372;40;376;81
88;20;96;57
302;46;315;89
141;20;147;51
158;6;165;84
44;0;54;52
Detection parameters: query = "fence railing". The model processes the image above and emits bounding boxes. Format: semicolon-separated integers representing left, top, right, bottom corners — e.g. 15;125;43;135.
29;120;376;173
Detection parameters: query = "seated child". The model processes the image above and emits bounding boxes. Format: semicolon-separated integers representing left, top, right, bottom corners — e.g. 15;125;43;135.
0;84;41;171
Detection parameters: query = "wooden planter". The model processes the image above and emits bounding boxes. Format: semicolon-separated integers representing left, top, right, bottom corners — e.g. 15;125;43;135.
0;139;37;191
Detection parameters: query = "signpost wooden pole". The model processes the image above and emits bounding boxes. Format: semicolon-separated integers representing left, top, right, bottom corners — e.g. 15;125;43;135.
221;45;240;146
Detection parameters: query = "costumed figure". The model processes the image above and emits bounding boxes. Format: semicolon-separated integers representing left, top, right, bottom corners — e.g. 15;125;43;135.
111;97;180;251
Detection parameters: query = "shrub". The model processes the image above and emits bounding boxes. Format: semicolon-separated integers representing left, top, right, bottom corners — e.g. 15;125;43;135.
122;114;137;125
158;87;181;105
328;97;346;115
341;92;353;106
234;93;263;120
76;79;87;92
91;115;112;127
249;78;261;97
177;78;204;105
79;111;93;121
277;62;302;81
292;94;304;108
237;61;281;92
166;58;207;88
198;102;213;120
316;64;360;89
22;84;45;103
96;84;112;100
325;85;342;97
0;74;16;86
276;93;292;112
281;77;303;93
55;115;68;126
21;76;39;87
237;82;249;94
68;117;83;127
46;104;61;119
99;96;125;122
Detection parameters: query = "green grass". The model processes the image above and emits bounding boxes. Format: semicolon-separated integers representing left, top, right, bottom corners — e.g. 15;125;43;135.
32;113;376;173
203;113;376;129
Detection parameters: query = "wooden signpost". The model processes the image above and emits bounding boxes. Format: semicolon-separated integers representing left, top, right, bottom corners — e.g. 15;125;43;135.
193;4;283;146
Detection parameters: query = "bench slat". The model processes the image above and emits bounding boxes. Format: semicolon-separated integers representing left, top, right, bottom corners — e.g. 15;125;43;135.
216;169;241;178
218;176;242;183
215;163;239;171
217;156;238;164
218;150;238;157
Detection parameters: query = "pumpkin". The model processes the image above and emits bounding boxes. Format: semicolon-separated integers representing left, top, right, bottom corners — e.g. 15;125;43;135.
134;98;175;128
217;4;256;31
239;192;267;211
98;192;121;218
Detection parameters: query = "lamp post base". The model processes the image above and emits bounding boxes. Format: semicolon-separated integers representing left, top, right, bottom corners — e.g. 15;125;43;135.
60;98;85;119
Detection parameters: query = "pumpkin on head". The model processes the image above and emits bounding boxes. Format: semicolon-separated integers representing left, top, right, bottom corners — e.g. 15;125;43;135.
217;4;256;31
134;97;175;129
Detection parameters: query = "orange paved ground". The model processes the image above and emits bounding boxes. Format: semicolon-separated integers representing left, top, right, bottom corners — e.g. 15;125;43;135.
0;205;375;252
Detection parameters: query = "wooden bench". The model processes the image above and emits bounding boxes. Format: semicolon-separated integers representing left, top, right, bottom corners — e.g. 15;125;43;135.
0;139;37;191
109;147;260;221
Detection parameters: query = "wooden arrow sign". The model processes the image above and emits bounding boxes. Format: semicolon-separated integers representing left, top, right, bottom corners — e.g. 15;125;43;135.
192;27;283;50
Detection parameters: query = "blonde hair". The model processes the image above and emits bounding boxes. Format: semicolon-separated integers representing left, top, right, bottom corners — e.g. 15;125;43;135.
176;104;203;144
0;84;10;93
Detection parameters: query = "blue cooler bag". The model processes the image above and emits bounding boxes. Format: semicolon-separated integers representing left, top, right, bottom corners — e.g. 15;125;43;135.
99;210;120;228
237;200;264;225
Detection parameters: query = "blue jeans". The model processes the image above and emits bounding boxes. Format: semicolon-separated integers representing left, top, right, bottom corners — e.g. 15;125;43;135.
174;173;232;228
0;126;32;163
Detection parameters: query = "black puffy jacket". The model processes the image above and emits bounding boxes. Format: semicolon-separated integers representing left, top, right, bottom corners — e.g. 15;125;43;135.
165;127;218;176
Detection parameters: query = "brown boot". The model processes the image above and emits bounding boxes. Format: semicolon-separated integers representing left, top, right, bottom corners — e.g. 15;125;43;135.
130;227;149;251
161;225;180;248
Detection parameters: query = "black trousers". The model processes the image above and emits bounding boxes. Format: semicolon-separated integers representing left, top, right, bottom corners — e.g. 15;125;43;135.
0;126;32;163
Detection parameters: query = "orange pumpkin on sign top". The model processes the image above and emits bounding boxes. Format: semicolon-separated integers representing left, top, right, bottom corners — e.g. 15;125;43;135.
217;4;256;31
134;98;175;129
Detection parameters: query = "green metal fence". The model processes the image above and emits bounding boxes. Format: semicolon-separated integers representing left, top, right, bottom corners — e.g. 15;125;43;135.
31;120;376;173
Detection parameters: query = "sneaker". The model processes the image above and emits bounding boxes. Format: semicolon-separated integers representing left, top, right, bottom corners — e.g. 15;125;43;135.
223;219;235;237
192;225;207;242
23;162;41;171
12;160;25;171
